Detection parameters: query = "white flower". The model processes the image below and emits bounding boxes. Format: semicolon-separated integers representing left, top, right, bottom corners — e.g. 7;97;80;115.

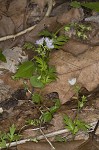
35;37;45;45
68;78;76;85
45;37;54;49
0;107;3;114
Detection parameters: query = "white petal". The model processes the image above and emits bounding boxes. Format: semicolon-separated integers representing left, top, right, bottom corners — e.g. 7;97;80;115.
68;78;76;85
36;37;45;45
0;107;3;113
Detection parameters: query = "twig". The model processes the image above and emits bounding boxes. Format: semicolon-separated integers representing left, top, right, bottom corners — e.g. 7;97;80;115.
0;25;36;42
0;128;69;150
0;121;97;149
45;0;53;17
0;0;53;43
39;128;55;149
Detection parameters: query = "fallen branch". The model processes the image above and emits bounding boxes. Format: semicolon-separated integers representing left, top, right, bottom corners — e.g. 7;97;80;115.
0;25;36;42
0;0;53;43
0;121;97;150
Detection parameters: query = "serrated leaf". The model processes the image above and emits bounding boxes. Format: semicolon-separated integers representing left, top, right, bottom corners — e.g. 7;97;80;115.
75;120;90;131
56;36;69;42
9;124;16;136
54;45;62;49
35;56;47;71
39;30;52;37
53;36;69;49
0;140;6;148
14;61;35;78
30;76;44;88
50;99;61;114
64;115;74;131
42;111;52;123
32;93;41;103
0;51;6;62
50;106;58;114
55;99;61;108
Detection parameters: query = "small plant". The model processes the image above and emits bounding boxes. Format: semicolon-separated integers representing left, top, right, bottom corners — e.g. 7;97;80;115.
39;29;69;49
26;119;41;126
40;99;61;123
64;115;90;135
26;98;61;127
68;78;87;112
0;132;7;149
13;31;60;88
13;51;56;88
65;23;91;40
63;78;90;136
32;93;42;104
7;124;20;142
78;95;87;110
0;124;21;149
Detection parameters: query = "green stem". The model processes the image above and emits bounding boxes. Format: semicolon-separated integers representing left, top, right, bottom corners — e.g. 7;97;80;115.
54;25;65;36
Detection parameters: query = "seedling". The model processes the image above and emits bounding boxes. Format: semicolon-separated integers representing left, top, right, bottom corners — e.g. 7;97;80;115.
26;119;41;126
65;23;91;40
64;115;90;135
0;124;21;149
40;99;61;123
63;78;89;136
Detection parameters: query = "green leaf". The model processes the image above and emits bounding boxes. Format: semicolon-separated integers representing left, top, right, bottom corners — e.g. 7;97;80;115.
64;115;75;132
9;124;16;136
0;140;6;148
70;1;81;8
0;51;6;62
26;119;41;126
53;35;69;49
30;76;44;88
32;93;41;104
82;2;99;12
41;111;53;123
50;99;61;114
73;126;79;135
39;30;52;37
78;101;84;109
50;106;58;114
75;120;90;131
55;99;61;108
65;26;71;32
7;124;16;141
41;66;57;85
14;61;35;78
35;56;47;72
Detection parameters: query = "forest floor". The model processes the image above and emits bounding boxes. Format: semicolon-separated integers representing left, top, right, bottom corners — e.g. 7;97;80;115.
0;0;99;150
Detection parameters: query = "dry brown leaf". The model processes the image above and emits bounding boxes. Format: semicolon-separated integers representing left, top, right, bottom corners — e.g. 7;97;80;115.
42;46;99;104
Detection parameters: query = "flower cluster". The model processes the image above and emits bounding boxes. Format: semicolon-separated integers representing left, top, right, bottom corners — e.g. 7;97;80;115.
36;37;54;49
